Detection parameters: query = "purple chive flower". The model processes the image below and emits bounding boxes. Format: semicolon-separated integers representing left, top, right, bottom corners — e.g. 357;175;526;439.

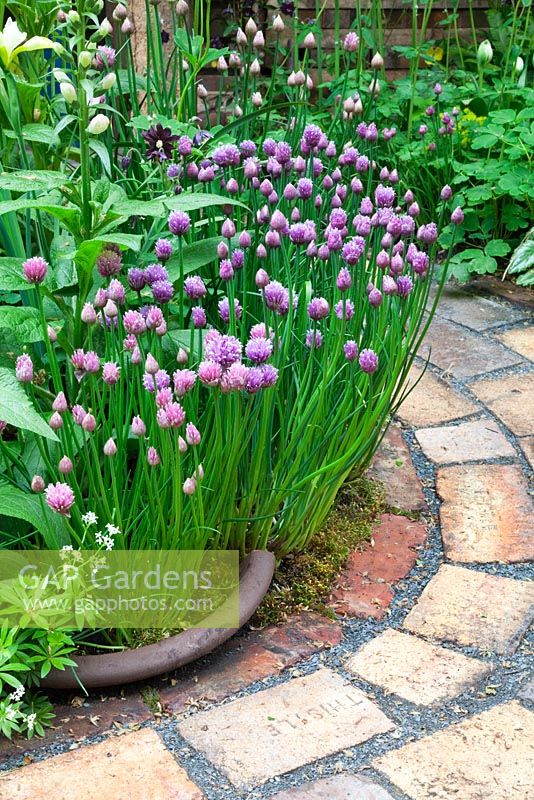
191;306;207;328
97;248;122;277
131;415;146;436
302;124;322;150
58;455;73;475
127;267;146;291
221;362;249;393
155;238;173;261
359;349;379;373
343;31;359;52
336;267;352;291
167;163;181;179
16;354;33;383
441;185;453;201
93;45;116;70
218;297;242;323
451;207;464;225
146;306;164;330
343;341;358;361
289;221;316;245
369;287;383;307
103;362;120;385
397;275;414;297
81;303;97;324
165;402;186;428
184;275;206;299
305;329;323;349
107;279;125;304
353;214;372;236
259;364;278;388
330;208;347;230
144;264;168;285
335;299;355;320
213;143;240;167
84;351;100;373
168;210;191;235
177;135;192;156
22;256;48;284
341;237;366;265
173;369;196;396
383;276;398;295
297;177;313;199
221;218;236;239
240;139;257;157
238;231;252;248
308;297;330;321
152;279;174;303
417;222;438;243
72;404;86;425
45;482;75;516
231;248;245;269
147;447;160;467
219;259;234;280
198;360;223;386
123;310;146;335
52;392;68;413
156;387;173;408
264;281;290;315
245;337;273;363
185;423;201;446
204;332;243;368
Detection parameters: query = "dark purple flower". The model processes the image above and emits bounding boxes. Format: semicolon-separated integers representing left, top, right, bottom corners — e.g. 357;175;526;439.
97;248;122;277
127;267;146;291
141;123;179;162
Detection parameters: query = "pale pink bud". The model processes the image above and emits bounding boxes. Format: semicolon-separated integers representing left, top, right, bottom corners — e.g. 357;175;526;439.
52;392;68;413
145;353;159;374
183;477;197;495
31;475;45;493
82;413;96;432
58;456;73;474
49;412;63;430
104;438;117;456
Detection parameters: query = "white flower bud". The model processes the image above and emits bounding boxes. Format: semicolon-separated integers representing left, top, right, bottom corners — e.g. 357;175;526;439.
217;56;228;72
67;10;80;24
287;71;297;87
303;32;316;48
197;83;208;99
253;30;265;49
249;58;261;76
121;18;134;35
99;72;116;91
477;39;493;66
175;0;189;16
343;96;355;113
53;68;70;83
234;104;243;117
306;74;314;90
369;78;381;96
176;348;188;364
354;97;364;114
113;3;128;21
514;55;524;73
272;15;285;33
251;91;262;107
245;18;257;37
79;50;92;68
371;52;384;70
99;18;113;37
60;82;77;104
87;113;110;135
236;27;247;47
294;69;305;86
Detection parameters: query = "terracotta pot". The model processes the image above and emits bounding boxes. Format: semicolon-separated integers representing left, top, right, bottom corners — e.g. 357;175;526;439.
42;550;275;689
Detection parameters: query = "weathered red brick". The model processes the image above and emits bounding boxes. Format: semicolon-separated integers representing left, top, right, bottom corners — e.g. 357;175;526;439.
159;612;342;714
329;514;427;619
367;425;426;511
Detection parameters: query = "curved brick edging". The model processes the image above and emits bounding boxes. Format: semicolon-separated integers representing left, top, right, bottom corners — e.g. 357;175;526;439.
1;285;533;800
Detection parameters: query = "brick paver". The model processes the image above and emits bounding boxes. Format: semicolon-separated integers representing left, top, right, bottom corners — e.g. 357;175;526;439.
495;326;534;361
373;701;534;800
519;435;534;469
431;286;529;330
415;418;515;464
420;317;523;379
0;729;204;800
437;464;534;563
346;628;491;706
159;612;342;714
367;424;426;510
396;363;479;427
403;565;534;654
330;514;427;619
270;773;394;799
469;372;534;437
178;668;394;789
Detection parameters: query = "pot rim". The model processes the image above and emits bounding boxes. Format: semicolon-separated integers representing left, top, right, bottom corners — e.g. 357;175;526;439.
42;549;276;689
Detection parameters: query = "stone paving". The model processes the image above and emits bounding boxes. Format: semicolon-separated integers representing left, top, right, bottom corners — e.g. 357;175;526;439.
0;284;533;799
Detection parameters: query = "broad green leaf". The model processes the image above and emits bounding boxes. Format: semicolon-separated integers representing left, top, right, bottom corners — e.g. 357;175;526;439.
49;233;76;290
165;193;249;213
89;139;111;177
166;234;241;282
0;170;67;193
0;258;26;291
484;240;511;258
0;307;43;343
471;133;500;150
0;368;57;441
0;480;68;548
506;228;534;277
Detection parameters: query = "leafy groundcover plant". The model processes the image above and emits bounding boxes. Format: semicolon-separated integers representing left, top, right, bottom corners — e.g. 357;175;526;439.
0;1;464;738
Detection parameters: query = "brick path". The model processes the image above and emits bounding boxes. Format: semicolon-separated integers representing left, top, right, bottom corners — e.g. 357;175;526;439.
1;285;533;799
